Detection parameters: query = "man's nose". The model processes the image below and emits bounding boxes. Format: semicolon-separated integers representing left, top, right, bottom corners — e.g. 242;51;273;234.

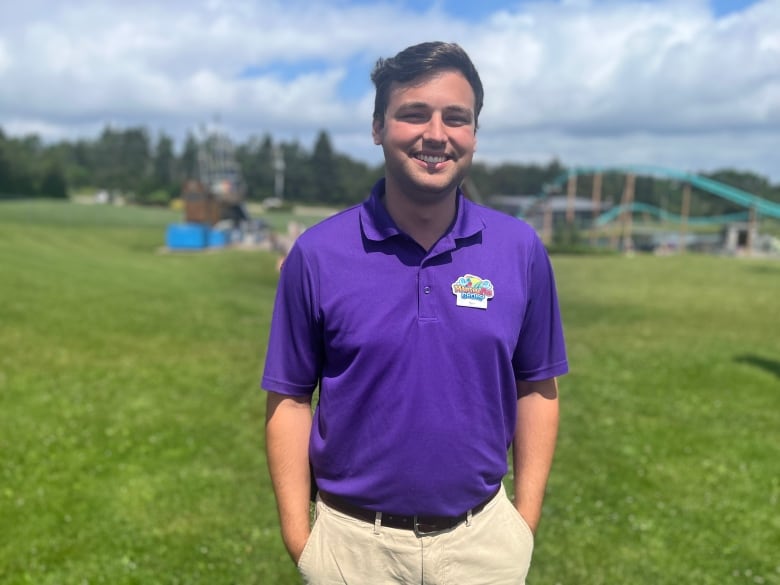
423;114;446;143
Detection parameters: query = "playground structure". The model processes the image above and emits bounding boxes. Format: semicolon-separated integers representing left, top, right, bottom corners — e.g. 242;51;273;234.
166;126;268;251
535;165;780;255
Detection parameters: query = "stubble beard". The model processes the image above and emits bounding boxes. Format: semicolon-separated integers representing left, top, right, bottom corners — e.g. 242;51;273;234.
388;152;473;208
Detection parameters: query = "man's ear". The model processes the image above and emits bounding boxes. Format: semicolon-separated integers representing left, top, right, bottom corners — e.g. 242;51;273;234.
372;118;384;145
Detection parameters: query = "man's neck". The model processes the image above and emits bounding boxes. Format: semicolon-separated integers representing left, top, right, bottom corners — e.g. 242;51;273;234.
383;183;458;252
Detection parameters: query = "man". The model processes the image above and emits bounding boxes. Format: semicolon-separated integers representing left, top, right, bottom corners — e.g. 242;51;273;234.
263;41;568;584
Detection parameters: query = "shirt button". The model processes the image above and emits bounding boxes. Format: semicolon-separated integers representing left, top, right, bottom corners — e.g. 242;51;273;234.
423;286;431;294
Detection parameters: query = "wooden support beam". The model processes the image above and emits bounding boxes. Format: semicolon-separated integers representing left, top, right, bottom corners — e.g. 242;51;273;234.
566;173;577;225
543;202;553;247
591;172;602;247
747;205;757;256
621;173;635;253
679;182;691;253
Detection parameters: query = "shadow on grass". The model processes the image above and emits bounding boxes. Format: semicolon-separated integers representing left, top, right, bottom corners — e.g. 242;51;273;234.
746;264;780;276
735;354;780;379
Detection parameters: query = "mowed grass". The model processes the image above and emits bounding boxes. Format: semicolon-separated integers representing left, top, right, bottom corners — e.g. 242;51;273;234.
0;201;297;584
1;200;778;584
538;253;780;585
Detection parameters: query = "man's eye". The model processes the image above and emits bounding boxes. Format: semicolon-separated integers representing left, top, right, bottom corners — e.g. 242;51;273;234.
445;114;472;126
446;117;469;126
400;113;426;122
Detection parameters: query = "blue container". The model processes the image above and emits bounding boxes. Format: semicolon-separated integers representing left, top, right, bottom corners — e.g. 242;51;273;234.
166;223;208;250
207;229;228;248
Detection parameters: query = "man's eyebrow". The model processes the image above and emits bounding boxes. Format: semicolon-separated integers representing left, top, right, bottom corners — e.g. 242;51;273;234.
396;101;430;110
444;105;474;117
396;102;474;117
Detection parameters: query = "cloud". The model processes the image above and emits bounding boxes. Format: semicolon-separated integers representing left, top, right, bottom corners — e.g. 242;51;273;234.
464;0;780;179
0;0;778;180
0;39;10;74
473;1;780;133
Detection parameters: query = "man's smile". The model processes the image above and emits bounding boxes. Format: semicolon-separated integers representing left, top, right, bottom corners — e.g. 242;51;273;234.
412;153;451;166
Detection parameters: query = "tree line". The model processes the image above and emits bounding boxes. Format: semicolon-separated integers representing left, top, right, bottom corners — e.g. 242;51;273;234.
1;125;778;218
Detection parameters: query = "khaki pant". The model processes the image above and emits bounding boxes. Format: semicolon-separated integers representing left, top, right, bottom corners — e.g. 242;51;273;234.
297;486;534;585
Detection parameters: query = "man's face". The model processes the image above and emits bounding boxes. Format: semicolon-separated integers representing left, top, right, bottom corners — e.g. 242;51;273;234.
372;69;477;205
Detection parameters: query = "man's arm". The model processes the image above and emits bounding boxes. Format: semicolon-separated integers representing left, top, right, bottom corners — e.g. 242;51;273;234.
512;377;560;535
265;391;313;564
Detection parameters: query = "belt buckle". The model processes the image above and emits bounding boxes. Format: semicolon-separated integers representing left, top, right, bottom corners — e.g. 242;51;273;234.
413;515;442;537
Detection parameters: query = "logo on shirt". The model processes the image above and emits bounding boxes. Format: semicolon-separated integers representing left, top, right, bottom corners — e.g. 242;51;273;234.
451;274;495;309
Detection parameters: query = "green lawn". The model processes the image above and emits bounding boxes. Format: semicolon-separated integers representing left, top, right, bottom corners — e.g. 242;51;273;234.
1;201;778;584
537;253;780;584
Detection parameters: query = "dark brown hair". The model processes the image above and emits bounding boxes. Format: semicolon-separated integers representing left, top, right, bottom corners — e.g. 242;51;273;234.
371;41;484;128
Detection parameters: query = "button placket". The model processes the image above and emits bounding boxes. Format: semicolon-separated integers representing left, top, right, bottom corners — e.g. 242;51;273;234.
418;265;436;320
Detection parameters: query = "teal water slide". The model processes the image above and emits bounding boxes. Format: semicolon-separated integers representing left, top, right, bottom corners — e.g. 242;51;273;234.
593;203;749;227
552;165;780;221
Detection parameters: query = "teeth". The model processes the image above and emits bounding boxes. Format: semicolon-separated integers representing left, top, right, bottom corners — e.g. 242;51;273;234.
417;154;447;164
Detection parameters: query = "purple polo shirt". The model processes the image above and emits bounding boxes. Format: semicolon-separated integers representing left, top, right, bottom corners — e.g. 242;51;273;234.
262;179;568;516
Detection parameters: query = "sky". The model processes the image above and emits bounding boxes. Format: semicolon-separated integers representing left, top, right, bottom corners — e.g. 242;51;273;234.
0;0;778;181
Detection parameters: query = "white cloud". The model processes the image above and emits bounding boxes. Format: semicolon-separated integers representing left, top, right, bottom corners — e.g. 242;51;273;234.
0;0;778;180
0;39;11;74
473;1;780;133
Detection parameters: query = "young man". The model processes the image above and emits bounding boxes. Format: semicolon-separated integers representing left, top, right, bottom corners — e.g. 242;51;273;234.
263;41;568;584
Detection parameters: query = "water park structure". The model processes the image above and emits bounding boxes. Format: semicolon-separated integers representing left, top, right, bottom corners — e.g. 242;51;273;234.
526;165;780;256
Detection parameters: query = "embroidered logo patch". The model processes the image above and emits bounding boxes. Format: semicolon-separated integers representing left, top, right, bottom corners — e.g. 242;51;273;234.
451;274;495;309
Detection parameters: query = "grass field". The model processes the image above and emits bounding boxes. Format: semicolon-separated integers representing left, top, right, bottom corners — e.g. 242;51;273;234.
1;200;778;584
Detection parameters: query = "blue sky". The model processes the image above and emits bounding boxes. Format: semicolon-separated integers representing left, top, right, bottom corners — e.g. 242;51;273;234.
0;0;777;180
347;0;759;19
709;0;764;14
238;0;770;103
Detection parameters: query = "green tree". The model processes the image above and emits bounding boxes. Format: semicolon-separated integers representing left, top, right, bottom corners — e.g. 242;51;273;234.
40;164;68;198
310;130;342;205
152;132;176;196
0;133;38;197
122;127;152;194
93;126;151;195
470;159;564;197
93;126;124;191
280;141;314;202
0;130;11;197
335;154;381;205
179;132;199;184
237;134;275;201
57;139;95;190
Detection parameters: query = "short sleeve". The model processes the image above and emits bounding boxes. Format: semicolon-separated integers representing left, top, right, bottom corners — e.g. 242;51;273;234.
261;242;323;396
512;235;569;382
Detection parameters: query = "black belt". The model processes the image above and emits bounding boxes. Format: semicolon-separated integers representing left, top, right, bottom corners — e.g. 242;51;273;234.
318;488;499;535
